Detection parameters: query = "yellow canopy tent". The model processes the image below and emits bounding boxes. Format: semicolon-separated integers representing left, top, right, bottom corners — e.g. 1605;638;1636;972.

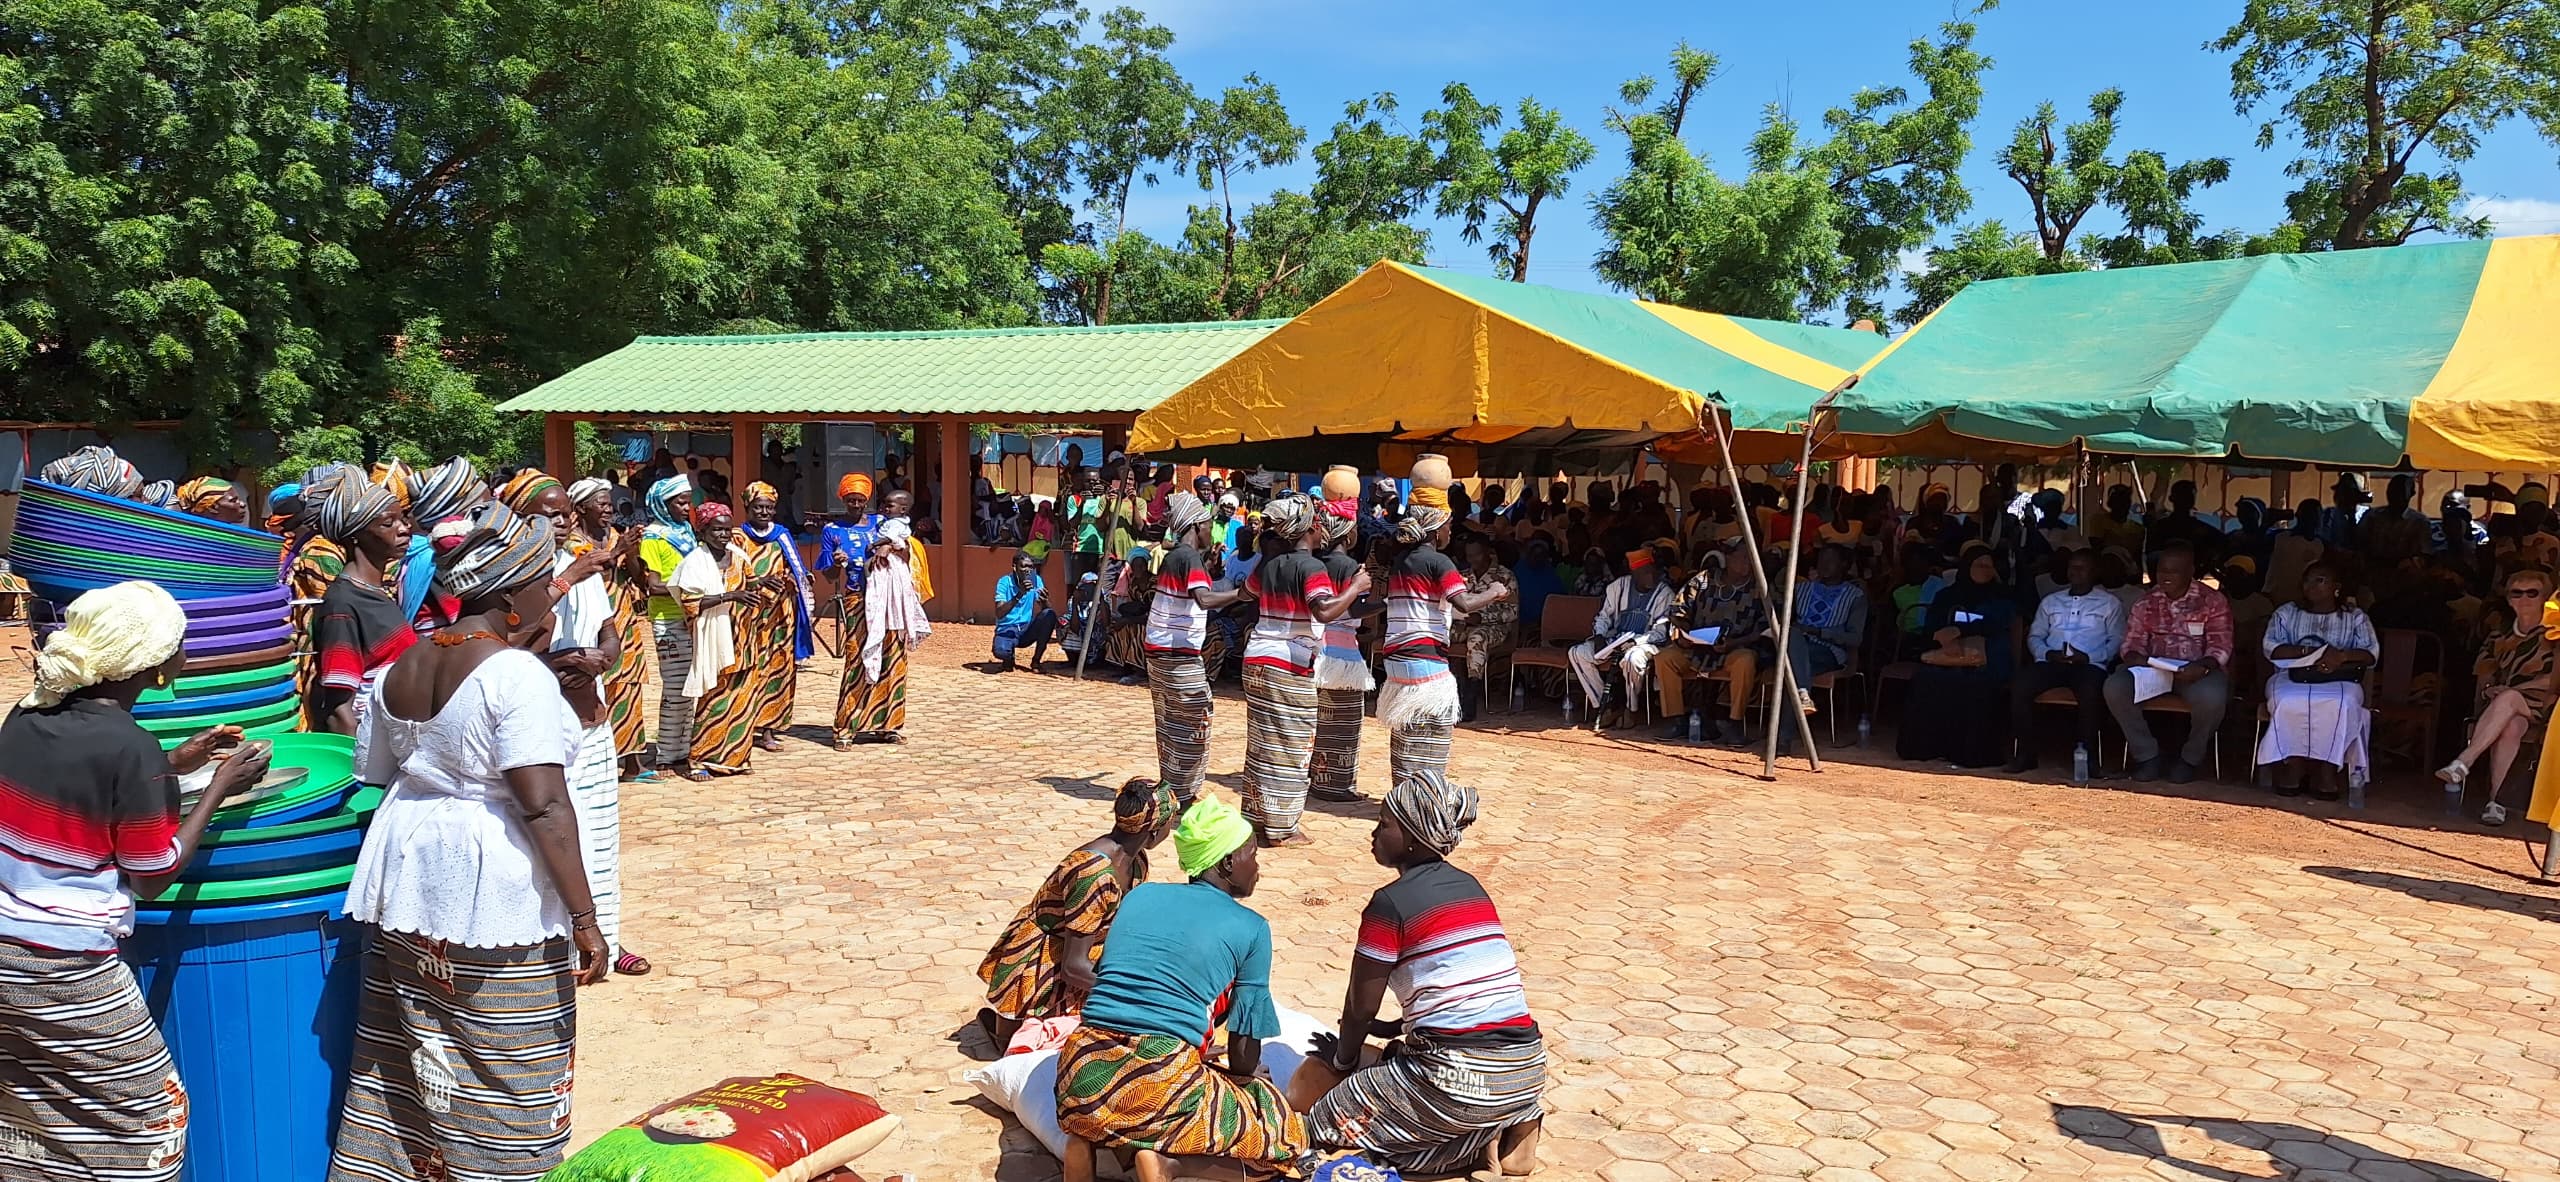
1130;261;1889;470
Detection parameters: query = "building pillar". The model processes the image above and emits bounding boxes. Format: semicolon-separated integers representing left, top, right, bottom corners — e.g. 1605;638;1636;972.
544;415;576;481
939;417;968;621
730;417;761;505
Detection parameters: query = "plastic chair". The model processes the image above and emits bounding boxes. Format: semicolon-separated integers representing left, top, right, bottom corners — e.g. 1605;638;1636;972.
1509;594;1600;713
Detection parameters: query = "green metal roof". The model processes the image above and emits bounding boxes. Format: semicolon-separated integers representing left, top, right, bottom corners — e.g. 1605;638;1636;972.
497;320;1287;419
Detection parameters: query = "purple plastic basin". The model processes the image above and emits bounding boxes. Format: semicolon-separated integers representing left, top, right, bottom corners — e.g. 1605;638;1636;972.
181;587;293;616
185;622;294;655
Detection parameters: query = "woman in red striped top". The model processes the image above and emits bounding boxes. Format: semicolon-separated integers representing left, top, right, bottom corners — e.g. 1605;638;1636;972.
1302;770;1545;1176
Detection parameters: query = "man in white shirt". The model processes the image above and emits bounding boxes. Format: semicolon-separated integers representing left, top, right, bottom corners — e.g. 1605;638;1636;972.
1569;548;1676;731
2007;549;2126;772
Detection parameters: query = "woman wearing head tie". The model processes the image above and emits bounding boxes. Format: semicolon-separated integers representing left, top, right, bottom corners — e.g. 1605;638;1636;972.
327;502;605;1180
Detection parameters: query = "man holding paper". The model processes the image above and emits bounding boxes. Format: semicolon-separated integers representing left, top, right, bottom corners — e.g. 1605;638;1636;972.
1569;548;1676;731
2101;543;2234;783
2007;549;2126;772
1651;545;1772;745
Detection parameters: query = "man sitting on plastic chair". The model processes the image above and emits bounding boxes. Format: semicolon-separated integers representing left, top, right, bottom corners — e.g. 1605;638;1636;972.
1568;546;1675;732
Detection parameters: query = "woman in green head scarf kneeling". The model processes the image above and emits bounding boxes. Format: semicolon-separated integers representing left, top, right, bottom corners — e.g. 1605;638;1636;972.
1054;796;1315;1182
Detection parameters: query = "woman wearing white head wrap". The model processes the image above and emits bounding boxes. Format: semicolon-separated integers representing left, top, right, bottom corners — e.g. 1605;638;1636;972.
329;494;602;1180
0;581;271;1182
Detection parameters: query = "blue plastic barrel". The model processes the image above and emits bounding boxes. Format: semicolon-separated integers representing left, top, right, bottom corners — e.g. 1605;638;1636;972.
122;892;362;1182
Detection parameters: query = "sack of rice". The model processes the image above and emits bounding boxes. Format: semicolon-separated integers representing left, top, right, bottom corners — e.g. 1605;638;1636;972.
547;1074;900;1181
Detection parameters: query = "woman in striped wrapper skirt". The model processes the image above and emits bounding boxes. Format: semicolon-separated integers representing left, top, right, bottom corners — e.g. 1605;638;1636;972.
571;480;656;781
329;502;609;1181
1300;772;1545;1177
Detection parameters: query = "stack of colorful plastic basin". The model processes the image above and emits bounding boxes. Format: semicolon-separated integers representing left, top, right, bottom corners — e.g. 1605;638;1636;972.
11;479;281;602
9;479;369;1181
124;733;380;1182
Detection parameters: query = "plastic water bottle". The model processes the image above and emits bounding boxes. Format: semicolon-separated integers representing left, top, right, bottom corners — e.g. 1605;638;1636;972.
1856;715;1872;749
2346;771;2367;810
2443;777;2464;818
1562;688;1578;724
1510;680;1526;712
1687;709;1703;743
2070;743;2090;785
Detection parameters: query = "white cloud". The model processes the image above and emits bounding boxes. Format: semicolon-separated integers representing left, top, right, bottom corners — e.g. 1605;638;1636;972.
1896;246;1933;277
2463;196;2560;236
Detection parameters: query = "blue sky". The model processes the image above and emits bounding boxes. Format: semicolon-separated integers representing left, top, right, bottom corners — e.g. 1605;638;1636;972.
1115;0;2560;299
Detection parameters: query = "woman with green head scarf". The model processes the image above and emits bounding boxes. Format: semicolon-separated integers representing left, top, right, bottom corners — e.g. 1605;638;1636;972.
1054;795;1314;1182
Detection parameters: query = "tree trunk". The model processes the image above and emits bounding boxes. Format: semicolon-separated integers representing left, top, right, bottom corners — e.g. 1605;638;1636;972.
2337;0;2393;249
1511;191;1541;281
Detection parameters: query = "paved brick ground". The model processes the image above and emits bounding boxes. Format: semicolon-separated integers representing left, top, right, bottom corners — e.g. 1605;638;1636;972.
556;626;2560;1182
8;619;2546;1181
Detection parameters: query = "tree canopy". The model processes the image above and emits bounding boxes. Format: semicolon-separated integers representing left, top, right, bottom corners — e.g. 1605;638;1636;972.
5;0;2550;472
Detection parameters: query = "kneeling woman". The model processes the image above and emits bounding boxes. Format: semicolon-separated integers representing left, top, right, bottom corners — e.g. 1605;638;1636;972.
977;777;1179;1048
1055;797;1312;1182
1303;771;1545;1177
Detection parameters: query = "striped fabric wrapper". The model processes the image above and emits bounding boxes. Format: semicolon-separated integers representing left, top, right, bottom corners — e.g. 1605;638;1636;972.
687;627;758;775
564;724;623;959
0;942;187;1181
834;590;908;741
1146;653;1213;805
603;538;654;759
1054;1025;1308;1177
1310;688;1367;802
740;540;800;736
326;931;577;1181
1388;720;1453;786
651;620;695;767
1306;1029;1546;1175
1241;663;1319;842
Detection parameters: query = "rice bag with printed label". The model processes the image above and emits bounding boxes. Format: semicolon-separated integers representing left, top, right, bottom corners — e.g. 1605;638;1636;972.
546;1074;899;1182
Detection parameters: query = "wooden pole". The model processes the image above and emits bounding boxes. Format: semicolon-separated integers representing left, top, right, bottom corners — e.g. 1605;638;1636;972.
1758;375;1857;775
938;417;967;620
1072;488;1125;682
1702;402;1823;778
730;416;761;502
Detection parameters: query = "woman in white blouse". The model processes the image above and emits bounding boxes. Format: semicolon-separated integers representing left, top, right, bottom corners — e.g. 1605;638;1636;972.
2252;562;2378;802
328;502;606;1181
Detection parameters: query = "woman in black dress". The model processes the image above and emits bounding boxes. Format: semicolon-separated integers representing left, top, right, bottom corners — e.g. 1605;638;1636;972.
1898;544;2021;768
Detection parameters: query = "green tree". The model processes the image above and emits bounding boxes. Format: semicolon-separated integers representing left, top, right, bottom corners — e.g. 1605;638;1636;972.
2214;0;2560;248
1999;89;2240;269
1799;12;1996;322
1181;75;1306;310
1589;44;1845;320
0;0;369;462
1894;221;2075;326
1035;7;1194;323
1309;93;1441;232
1427;84;1596;281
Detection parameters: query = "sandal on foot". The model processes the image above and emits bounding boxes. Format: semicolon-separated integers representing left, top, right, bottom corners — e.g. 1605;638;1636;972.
832;739;856;752
683;769;715;782
613;951;652;976
2435;759;2471;785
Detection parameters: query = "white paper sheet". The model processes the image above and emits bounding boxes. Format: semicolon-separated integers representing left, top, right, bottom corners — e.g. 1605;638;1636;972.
2128;665;2176;703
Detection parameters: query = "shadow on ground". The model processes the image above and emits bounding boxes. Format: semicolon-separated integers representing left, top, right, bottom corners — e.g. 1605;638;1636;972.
2053;1104;2494;1181
2303;865;2560;921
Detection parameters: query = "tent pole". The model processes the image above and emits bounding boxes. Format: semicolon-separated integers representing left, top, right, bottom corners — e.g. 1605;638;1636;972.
1703;405;1789;779
1761;379;1852;774
1073;492;1125;682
